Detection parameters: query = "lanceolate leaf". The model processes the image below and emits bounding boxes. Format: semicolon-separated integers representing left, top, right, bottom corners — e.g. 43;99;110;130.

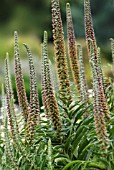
63;160;106;170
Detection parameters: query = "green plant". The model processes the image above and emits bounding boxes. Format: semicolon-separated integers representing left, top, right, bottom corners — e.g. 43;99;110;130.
0;0;114;169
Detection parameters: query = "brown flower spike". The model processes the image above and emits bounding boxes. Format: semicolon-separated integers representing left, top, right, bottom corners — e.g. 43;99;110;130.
42;31;62;136
24;44;40;143
66;3;80;93
51;0;72;106
14;31;29;125
84;0;97;59
90;46;109;151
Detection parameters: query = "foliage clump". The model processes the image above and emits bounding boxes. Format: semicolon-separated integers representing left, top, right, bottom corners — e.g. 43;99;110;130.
0;0;114;169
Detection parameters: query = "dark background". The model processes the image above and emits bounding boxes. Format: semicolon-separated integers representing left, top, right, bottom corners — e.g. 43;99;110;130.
0;0;113;102
0;0;113;44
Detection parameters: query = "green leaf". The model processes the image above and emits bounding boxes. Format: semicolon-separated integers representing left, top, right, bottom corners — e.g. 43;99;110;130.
78;135;91;159
55;157;71;166
87;162;106;169
71;126;88;156
78;143;93;160
62;160;84;170
71;162;83;170
71;102;87;117
74;106;90;124
64;134;74;154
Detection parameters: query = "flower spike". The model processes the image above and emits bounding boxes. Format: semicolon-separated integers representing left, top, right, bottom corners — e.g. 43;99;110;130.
42;31;62;136
23;44;40;143
14;31;29;125
66;3;80;92
84;0;97;59
51;0;72;106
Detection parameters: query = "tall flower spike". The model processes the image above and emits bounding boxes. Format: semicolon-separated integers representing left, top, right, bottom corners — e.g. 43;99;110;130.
41;44;50;117
110;39;114;112
5;54;19;142
90;41;109;150
23;44;40;143
110;38;114;78
42;31;62;136
2;84;6;117
66;3;80;93
5;57;14;141
78;45;89;117
3;90;19;168
4;114;18;169
97;47;106;95
14;31;29;125
5;55;26;154
51;0;72;106
90;57;108;151
5;53;13;98
84;0;97;59
90;40;110;121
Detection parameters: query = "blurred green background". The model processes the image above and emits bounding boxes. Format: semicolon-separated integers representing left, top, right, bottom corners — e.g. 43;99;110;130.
0;0;113;105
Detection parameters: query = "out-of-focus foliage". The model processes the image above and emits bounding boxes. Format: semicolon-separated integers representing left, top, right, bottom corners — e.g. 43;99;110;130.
0;0;51;39
0;0;113;100
0;0;113;44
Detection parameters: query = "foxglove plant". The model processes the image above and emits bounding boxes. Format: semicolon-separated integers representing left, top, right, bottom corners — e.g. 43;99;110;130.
24;44;40;143
110;38;114;78
84;0;97;59
84;0;110;121
41;44;50;118
2;84;18;169
78;44;89;117
97;48;106;94
42;31;62;136
14;31;29;125
109;39;114;112
51;0;72;106
66;3;80;93
90;53;108;151
5;54;19;142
